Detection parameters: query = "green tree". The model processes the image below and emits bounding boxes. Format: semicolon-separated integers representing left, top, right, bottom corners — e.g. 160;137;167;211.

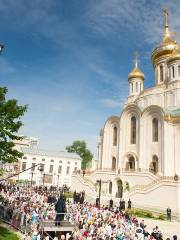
0;87;27;165
66;140;93;169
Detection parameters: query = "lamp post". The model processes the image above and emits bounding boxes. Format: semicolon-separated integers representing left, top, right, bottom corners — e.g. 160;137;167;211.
0;44;4;54
31;171;34;186
43;173;45;186
97;179;101;207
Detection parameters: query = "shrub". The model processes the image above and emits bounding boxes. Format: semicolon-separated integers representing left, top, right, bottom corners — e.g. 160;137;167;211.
158;214;165;220
64;192;73;198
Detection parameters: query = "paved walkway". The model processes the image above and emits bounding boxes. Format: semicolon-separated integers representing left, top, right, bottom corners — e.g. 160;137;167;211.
138;217;180;238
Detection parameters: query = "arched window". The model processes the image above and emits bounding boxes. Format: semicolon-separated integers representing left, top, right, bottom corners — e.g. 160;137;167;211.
172;66;175;78
169;68;171;79
178;66;180;77
113;126;117;146
160;65;163;82
152;118;158;142
109;181;112;194
112;157;116;171
130;116;136;144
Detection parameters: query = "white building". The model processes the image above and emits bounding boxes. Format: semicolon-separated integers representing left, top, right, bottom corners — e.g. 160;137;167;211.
72;10;180;219
14;137;81;187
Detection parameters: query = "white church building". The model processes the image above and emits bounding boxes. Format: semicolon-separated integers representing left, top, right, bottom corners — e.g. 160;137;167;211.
72;10;180;219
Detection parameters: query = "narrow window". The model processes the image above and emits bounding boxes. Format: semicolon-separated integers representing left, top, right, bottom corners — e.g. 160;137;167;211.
109;182;112;194
49;165;54;173
136;82;138;92
66;166;70;174
74;167;77;172
112;157;116;171
40;164;45;172
21;162;26;171
31;163;36;171
152;118;158;142
58;166;62;174
131;116;136;144
172;66;175;78
169;68;171;79
178;66;180;77
113;126;117;146
131;83;133;93
160;65;163;82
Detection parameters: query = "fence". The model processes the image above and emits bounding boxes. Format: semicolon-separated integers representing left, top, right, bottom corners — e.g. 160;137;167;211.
0;204;32;237
0;204;76;240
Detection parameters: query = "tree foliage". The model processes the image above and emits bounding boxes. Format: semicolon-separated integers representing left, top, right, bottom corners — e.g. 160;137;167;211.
0;87;27;164
66;140;93;169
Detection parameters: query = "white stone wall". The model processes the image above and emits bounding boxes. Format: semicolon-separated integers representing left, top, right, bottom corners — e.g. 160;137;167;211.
19;151;81;187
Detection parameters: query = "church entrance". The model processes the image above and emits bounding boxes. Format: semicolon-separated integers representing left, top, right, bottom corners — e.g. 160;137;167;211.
126;156;135;171
149;155;158;174
116;179;123;198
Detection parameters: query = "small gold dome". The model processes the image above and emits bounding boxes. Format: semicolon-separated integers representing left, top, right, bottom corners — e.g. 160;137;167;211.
128;66;145;81
151;9;177;67
128;52;145;81
167;44;180;64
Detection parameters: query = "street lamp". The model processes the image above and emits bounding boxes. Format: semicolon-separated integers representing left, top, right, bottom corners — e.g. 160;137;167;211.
0;43;4;54
31;171;34;186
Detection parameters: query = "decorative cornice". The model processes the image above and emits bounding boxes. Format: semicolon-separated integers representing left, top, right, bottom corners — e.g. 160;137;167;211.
164;114;180;123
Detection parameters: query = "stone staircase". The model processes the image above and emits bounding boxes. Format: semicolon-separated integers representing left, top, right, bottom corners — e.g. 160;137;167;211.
71;173;96;196
128;175;175;196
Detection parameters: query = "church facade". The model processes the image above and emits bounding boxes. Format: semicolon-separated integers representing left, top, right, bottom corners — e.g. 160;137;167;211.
72;10;180;218
88;10;180;218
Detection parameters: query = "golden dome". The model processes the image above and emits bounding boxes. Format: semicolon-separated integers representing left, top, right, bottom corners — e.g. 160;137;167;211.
167;44;180;64
128;52;145;81
151;9;177;67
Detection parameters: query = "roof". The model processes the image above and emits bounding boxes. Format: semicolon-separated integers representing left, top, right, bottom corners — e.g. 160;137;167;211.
21;147;81;160
164;107;180;116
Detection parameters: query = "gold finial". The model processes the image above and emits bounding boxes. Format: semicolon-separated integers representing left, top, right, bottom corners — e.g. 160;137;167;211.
163;8;170;41
134;51;138;68
128;51;144;81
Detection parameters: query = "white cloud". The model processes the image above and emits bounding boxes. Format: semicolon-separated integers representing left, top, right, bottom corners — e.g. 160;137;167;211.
99;98;121;108
85;0;180;44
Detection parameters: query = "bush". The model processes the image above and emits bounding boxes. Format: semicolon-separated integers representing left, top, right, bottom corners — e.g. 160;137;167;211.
130;208;154;219
158;214;165;220
64;192;73;198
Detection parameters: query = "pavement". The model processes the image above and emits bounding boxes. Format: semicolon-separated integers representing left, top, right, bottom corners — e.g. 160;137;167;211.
138;217;180;238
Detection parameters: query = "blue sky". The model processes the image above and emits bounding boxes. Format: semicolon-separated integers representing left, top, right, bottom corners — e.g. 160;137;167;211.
0;0;180;158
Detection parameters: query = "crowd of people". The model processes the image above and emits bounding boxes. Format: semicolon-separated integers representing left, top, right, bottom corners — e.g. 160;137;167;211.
0;182;178;240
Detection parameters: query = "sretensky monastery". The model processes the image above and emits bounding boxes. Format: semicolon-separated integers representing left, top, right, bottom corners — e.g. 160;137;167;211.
72;10;180;219
2;9;180;220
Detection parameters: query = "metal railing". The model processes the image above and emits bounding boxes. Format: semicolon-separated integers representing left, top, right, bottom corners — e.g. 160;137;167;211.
0;204;32;237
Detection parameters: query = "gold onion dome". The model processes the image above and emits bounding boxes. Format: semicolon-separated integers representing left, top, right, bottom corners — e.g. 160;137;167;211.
151;9;177;67
128;52;145;81
167;44;180;63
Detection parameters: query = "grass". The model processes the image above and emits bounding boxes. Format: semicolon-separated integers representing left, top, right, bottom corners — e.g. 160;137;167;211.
126;208;165;221
0;225;20;240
